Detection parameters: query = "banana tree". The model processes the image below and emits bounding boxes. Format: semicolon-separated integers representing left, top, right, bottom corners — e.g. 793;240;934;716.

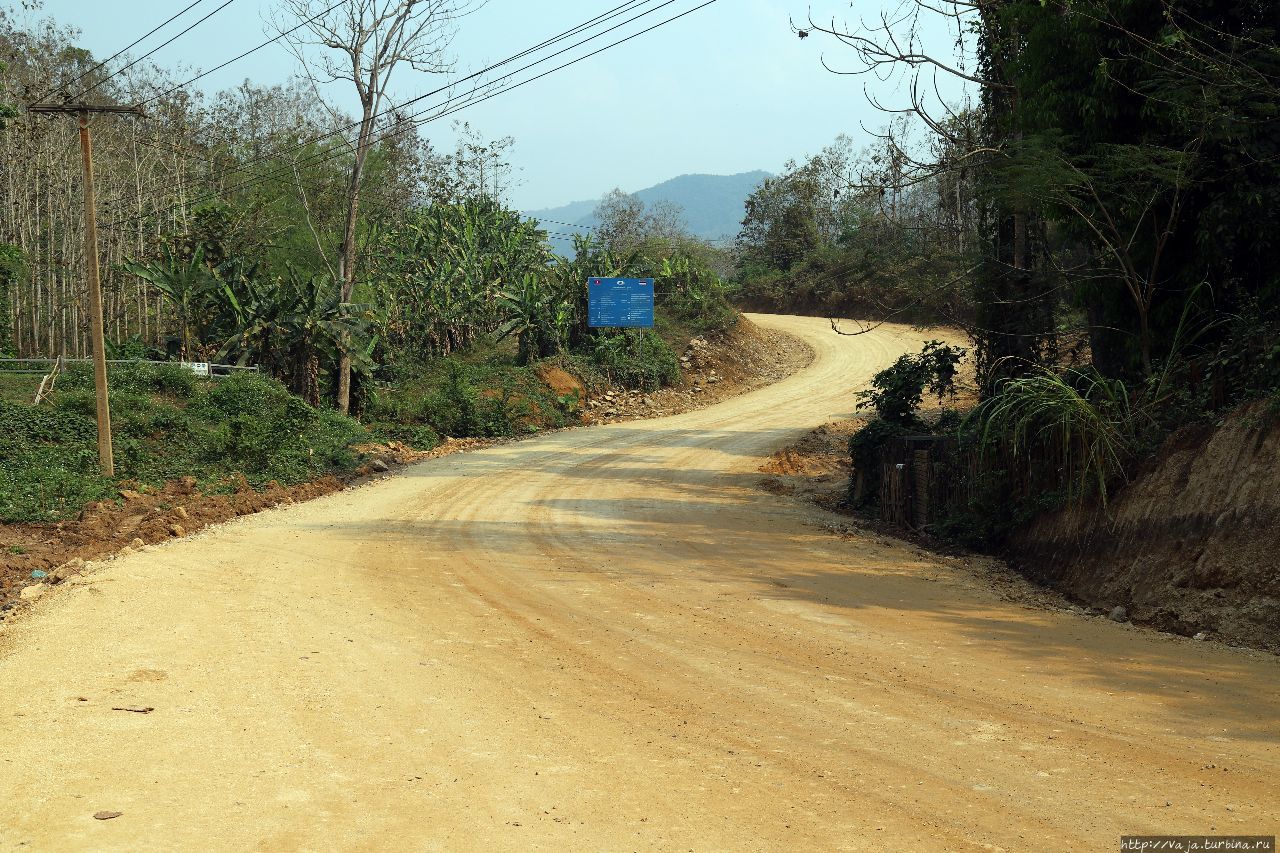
216;265;378;405
369;198;550;359
123;246;218;359
496;273;572;364
547;235;644;350
282;271;379;406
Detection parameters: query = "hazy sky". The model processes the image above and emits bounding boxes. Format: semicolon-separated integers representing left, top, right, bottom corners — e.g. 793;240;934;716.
31;0;971;211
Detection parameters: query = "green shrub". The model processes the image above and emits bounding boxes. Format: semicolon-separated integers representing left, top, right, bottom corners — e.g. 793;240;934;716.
0;452;115;522
932;466;1067;550
368;422;440;450
0;399;113;521
857;340;967;424
657;251;739;333
62;360;198;398
973;366;1135;506
194;372;365;485
591;330;680;391
417;361;483;437
2;397;97;446
0;369;370;521
845;341;969;510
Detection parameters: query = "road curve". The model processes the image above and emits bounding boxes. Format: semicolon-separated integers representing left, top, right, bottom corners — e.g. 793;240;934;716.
0;315;1276;851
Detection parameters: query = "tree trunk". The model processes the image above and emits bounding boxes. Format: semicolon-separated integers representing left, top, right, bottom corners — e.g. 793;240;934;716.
335;111;375;415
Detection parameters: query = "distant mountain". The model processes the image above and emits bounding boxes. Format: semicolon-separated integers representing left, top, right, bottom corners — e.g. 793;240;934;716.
525;170;770;248
526;197;599;230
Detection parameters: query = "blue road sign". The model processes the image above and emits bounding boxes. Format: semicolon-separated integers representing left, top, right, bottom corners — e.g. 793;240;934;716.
587;277;655;328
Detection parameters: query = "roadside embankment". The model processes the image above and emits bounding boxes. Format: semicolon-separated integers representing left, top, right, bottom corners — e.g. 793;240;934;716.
0;315;812;619
1008;400;1280;652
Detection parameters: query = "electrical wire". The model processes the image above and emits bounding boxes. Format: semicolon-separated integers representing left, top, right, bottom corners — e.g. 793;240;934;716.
137;0;653;110
98;0;666;210
26;0;209;106
74;0;241;102
199;0;673;179
135;0;347;108
117;0;661;176
534;218;598;232
102;0;719;231
132;1;658;167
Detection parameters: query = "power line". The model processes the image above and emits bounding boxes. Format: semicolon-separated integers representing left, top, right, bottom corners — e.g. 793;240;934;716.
199;0;672;178
136;0;347;108
243;0;709;186
105;0;665;208
26;0;209;106
104;0;718;231
74;0;241;101
139;0;657;158
535;218;598;232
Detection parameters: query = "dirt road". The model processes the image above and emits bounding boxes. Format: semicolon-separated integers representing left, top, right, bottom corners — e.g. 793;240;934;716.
1;315;1276;851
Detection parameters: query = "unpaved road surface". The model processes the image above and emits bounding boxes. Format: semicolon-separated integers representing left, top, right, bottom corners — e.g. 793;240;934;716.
1;315;1276;851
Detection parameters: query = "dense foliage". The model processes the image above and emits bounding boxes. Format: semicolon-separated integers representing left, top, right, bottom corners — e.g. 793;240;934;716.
800;0;1280;544
847;341;967;506
0;367;366;522
0;3;741;522
734;129;979;325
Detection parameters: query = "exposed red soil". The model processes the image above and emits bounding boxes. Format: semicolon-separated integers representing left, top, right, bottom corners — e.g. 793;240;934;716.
0;438;492;614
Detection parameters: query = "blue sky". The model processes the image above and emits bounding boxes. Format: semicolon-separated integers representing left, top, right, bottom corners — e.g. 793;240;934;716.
31;0;971;210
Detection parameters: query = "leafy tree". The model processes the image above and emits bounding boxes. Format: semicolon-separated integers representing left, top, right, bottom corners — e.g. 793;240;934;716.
593;189;688;255
276;0;481;413
737;169;823;273
216;265;377;406
847;340;968;508
0;59;16;128
495;273;572;364
857;340;968;425
0;243;20;356
655;251;737;333
369;197;548;358
423;122;517;204
988;0;1280;381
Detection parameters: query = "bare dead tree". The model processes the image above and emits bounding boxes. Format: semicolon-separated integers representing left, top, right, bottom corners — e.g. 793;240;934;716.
791;2;1004;331
276;0;482;413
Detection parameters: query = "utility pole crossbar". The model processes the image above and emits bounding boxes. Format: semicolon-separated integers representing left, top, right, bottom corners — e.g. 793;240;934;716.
28;103;146;116
28;103;145;476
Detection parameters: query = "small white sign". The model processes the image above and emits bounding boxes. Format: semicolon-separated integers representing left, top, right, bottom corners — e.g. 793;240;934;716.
182;361;210;377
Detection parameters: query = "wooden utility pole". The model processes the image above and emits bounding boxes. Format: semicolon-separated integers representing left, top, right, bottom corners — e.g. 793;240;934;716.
28;103;144;477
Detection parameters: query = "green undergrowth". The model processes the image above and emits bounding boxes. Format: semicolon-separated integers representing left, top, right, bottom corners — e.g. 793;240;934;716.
0;364;369;523
588;328;680;391
367;322;690;442
367;344;583;444
0;305;719;522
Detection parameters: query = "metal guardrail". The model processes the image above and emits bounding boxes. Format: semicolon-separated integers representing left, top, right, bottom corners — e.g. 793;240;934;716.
0;358;259;378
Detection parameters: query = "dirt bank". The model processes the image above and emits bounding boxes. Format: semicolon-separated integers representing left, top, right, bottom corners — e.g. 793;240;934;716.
1008;400;1280;652
582;315;813;423
758;404;1280;654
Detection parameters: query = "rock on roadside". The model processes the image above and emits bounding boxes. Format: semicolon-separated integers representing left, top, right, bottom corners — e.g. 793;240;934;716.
19;584;46;602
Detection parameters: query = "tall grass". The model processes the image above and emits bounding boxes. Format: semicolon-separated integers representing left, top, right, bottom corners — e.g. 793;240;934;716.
974;366;1137;506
